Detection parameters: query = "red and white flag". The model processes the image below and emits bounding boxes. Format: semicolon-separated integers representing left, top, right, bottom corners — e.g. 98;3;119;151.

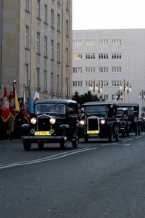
1;86;11;122
33;91;40;103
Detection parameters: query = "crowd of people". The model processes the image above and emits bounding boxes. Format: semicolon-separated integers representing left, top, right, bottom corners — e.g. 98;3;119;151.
0;97;28;140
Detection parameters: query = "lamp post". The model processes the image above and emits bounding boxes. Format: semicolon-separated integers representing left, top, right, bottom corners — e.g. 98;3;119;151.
89;80;103;100
119;79;132;103
139;89;145;107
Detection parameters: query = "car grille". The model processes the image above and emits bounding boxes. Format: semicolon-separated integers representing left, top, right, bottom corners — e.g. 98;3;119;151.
37;117;50;131
87;118;99;130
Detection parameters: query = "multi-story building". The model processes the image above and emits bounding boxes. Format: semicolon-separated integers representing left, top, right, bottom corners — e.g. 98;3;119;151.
0;0;72;99
72;29;145;115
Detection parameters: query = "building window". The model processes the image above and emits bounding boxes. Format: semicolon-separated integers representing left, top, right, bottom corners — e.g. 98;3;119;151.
99;67;108;73
57;75;60;95
66;0;69;10
86;53;95;59
112;80;122;86
57;43;60;63
73;67;82;73
112;67;121;73
73;53;82;60
66;48;69;66
86;67;95;73
112;39;121;45
51;9;54;28
57;0;61;5
44;36;47;57
36;68;40;89
44;70;47;92
99;39;108;46
73;81;82;87
26;0;29;11
73;40;83;46
25;64;29;87
57;14;60;32
37;0;40;18
99;53;108;59
37;32;40;54
66;20;69;36
51;40;54;60
86;39;96;46
25;26;29;49
50;73;54;93
112;95;117;100
44;5;47;23
112;53;121;59
102;95;108;100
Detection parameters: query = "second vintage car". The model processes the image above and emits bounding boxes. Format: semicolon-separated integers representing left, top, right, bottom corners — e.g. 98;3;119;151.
79;101;120;142
21;99;79;150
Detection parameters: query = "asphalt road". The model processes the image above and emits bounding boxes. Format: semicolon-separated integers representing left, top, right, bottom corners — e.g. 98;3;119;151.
1;133;145;218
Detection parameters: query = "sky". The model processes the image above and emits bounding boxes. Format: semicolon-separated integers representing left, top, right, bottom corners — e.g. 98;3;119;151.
72;0;145;30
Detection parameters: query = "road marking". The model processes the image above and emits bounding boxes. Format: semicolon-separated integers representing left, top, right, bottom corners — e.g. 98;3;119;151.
122;138;133;142
0;147;99;170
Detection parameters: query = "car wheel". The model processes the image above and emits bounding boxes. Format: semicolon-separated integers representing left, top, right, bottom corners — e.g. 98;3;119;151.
60;130;67;149
72;137;79;148
126;129;129;137
109;132;113;143
138;126;141;135
115;133;119;141
84;135;88;142
122;130;125;137
38;142;44;149
23;140;31;151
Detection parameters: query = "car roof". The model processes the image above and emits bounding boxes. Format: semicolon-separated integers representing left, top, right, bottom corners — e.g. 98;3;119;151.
35;99;77;105
82;101;118;107
117;103;139;107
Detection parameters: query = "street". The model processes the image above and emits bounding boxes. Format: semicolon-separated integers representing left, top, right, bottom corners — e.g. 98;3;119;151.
1;134;145;218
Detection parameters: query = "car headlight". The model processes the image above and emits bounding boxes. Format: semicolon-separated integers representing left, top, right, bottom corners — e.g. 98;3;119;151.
30;117;37;124
100;119;106;124
50;118;56;124
79;120;85;125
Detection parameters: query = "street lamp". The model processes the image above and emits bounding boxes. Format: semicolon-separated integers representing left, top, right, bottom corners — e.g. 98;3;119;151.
139;89;145;108
119;79;132;103
89;80;103;99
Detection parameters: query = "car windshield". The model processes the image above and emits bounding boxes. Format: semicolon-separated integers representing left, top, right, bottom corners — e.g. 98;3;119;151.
85;105;106;116
35;103;66;114
116;110;123;117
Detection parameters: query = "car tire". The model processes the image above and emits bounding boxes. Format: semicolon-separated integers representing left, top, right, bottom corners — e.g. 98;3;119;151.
60;130;67;149
109;132;113;143
23;140;31;151
84;135;88;142
38;142;44;149
72;137;78;148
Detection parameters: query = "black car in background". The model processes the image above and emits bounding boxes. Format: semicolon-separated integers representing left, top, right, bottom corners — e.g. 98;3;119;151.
117;103;142;135
116;107;130;137
21;99;79;150
79;101;120;142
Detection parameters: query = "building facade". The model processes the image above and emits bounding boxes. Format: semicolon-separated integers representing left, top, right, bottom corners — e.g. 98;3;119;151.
0;0;72;99
72;29;145;115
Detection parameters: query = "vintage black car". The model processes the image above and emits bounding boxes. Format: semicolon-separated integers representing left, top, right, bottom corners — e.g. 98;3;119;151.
79;101;120;142
117;103;142;135
21;99;79;150
116;107;130;137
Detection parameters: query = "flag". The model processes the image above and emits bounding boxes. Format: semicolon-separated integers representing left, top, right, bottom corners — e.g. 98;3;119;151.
15;89;20;112
28;92;34;113
33;91;40;103
1;86;11;122
9;80;16;110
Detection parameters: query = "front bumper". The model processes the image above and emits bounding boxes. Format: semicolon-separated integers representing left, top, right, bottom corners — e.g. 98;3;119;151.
22;136;67;143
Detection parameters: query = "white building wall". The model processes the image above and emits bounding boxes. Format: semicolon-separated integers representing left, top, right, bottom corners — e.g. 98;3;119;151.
72;29;145;116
